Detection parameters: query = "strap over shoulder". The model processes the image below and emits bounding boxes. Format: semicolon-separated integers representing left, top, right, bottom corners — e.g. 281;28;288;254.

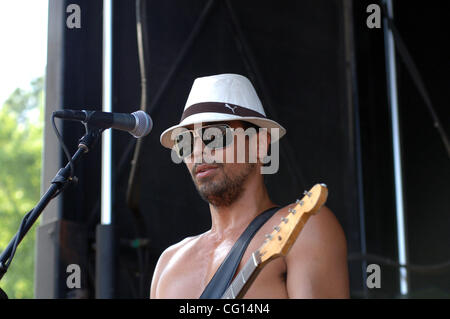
199;206;280;299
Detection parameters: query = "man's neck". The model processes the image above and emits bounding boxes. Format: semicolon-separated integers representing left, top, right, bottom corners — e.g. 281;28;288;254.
207;175;275;240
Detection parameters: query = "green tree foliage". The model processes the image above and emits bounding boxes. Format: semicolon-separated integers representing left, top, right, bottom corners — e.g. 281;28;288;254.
0;76;44;298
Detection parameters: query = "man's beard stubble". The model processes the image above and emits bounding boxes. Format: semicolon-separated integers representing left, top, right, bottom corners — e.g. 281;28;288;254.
192;163;257;207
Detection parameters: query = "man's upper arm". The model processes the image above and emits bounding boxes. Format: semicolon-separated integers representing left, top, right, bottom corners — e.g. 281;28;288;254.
150;236;195;298
150;246;175;298
285;205;349;298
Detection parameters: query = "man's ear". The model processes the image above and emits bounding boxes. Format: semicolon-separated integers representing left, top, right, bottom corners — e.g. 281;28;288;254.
257;128;271;163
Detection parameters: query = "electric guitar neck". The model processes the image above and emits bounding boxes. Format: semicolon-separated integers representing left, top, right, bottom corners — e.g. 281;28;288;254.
221;183;328;299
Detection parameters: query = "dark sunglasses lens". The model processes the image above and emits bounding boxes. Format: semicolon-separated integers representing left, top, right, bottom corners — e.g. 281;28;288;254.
174;131;193;158
202;125;232;149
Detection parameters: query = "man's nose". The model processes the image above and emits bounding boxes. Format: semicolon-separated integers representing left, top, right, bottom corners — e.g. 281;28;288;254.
191;135;205;162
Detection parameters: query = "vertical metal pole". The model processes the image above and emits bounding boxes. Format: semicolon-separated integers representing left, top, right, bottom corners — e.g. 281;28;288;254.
102;0;112;226
382;0;409;296
343;0;368;297
96;0;115;299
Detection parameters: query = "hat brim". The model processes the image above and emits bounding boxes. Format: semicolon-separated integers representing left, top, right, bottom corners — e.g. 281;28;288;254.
160;112;286;149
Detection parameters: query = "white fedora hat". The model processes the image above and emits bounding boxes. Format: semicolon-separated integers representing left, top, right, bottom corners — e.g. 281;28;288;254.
160;73;286;149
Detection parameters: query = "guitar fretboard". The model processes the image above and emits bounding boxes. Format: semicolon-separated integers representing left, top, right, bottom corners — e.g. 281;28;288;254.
221;251;261;299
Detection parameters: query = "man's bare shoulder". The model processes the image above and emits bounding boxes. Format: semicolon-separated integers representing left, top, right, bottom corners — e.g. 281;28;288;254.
296;205;347;250
280;203;349;298
156;234;203;265
150;233;204;298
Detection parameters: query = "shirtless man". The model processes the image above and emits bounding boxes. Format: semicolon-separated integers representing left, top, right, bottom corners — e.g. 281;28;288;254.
152;74;349;298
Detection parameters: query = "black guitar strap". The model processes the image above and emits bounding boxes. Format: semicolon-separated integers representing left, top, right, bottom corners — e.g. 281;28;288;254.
199;206;280;299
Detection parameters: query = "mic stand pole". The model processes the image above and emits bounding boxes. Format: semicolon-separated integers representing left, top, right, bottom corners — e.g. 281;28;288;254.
0;124;103;298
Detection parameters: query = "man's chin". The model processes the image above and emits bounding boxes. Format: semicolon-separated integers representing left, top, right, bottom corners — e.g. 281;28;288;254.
196;181;225;203
195;180;219;196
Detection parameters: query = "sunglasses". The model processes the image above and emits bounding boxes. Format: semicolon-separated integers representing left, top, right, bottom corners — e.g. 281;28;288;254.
173;124;236;158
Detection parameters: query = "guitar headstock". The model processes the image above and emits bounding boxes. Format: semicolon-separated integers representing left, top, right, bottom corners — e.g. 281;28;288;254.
258;183;328;264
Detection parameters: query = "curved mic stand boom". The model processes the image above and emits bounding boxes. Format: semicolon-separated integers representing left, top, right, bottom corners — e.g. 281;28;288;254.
0;121;104;298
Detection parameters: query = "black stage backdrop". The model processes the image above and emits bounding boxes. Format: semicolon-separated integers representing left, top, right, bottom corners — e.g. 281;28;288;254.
110;0;363;298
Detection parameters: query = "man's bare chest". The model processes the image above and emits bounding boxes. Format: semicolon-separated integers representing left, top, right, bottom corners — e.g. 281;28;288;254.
156;231;288;298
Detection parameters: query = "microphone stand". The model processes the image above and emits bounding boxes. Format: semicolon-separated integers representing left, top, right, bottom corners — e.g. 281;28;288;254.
0;123;104;299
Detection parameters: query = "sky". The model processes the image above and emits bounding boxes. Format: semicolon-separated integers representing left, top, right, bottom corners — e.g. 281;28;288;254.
0;0;48;106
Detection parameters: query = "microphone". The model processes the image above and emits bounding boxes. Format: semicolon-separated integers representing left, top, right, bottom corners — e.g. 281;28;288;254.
53;109;153;138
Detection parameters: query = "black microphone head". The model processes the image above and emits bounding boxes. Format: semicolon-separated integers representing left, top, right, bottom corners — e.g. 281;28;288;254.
130;111;152;138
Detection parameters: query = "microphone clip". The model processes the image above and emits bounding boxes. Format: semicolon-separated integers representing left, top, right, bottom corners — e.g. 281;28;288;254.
78;120;105;153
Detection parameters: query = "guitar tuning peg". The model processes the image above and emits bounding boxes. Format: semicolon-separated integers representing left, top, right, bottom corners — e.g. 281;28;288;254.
303;190;312;197
273;226;281;232
295;199;304;206
281;216;289;223
265;234;273;240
